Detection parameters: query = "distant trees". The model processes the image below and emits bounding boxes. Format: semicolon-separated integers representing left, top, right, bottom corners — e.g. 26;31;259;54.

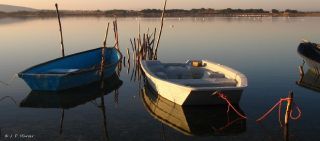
140;9;161;14
285;9;298;13
217;8;268;14
0;8;307;17
271;9;279;13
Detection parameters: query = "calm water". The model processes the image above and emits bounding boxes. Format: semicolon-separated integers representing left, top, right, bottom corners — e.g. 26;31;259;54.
0;17;320;141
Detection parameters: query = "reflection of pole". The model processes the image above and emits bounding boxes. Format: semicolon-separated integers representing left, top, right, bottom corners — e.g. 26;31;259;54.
284;124;289;141
100;96;110;141
99;44;109;140
161;123;167;141
114;89;119;107
59;109;65;135
127;60;131;75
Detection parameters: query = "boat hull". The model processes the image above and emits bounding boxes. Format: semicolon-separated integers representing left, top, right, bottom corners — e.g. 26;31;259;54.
298;42;320;73
146;77;243;105
19;47;121;91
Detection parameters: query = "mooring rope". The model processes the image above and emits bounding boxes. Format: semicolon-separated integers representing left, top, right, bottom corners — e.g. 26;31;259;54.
211;117;244;133
0;74;18;86
256;97;302;127
213;91;247;119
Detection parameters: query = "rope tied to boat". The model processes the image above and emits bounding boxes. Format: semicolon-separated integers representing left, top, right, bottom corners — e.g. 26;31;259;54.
0;74;18;86
212;91;247;119
256;97;302;127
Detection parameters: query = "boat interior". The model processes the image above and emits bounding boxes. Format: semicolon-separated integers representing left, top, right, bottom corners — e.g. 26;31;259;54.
146;60;237;87
21;48;119;75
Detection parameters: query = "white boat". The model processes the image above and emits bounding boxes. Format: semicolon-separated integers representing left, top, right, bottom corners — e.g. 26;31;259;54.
140;60;248;105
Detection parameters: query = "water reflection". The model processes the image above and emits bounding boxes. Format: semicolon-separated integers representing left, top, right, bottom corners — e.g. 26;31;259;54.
0;96;17;105
0;17;38;25
297;69;320;92
141;82;246;136
19;73;122;137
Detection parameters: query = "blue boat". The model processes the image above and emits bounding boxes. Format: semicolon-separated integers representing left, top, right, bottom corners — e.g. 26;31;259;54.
18;47;122;91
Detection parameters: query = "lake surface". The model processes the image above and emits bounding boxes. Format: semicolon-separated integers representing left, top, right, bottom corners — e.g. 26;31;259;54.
0;17;320;141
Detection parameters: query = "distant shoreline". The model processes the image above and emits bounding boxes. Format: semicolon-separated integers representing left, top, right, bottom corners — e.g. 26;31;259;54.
1;8;320;17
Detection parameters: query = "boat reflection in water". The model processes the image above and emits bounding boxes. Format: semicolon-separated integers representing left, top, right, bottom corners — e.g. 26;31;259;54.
19;73;123;137
141;82;246;136
297;69;320;92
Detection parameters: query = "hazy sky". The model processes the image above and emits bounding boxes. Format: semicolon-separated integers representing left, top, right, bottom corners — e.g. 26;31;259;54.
1;0;320;11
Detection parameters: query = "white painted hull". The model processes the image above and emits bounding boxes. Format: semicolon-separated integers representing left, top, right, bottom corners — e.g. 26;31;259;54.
141;60;247;105
146;77;243;105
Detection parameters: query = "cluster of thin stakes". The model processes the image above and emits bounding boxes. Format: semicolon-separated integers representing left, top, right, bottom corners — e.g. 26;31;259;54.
120;0;167;82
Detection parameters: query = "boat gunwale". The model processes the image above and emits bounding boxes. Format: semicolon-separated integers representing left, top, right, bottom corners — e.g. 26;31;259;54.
18;47;122;77
140;60;247;91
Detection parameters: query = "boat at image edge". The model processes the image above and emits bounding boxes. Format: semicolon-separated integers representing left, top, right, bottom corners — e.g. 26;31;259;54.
140;60;248;105
18;47;121;91
297;41;320;72
297;69;320;92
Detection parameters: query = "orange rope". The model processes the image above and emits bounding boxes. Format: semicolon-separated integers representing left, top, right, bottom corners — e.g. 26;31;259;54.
290;102;302;120
256;98;302;127
212;117;244;132
216;92;247;119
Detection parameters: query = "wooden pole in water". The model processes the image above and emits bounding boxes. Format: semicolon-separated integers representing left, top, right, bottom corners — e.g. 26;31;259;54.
103;23;110;47
285;91;293;125
100;22;110;88
126;48;130;63
55;3;65;57
100;96;110;140
113;17;119;50
151;28;157;59
283;91;293;141
154;0;167;59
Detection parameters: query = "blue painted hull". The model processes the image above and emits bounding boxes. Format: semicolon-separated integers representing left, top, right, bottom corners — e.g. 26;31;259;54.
18;47;121;91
